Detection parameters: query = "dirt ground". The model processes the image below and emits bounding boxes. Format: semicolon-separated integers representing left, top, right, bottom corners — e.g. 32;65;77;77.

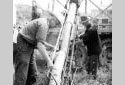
72;65;112;85
72;42;112;85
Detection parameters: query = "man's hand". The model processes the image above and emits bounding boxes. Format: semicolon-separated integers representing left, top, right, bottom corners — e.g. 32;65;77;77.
37;42;54;69
50;46;55;51
46;45;55;51
75;40;83;45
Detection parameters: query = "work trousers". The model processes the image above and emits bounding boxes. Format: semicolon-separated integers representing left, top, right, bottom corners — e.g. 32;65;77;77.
13;33;36;85
86;55;99;79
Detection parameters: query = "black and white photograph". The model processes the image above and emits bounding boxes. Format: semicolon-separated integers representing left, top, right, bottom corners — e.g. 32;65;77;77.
13;0;112;85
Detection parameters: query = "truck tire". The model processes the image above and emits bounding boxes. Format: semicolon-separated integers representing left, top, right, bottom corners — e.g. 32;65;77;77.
99;39;112;67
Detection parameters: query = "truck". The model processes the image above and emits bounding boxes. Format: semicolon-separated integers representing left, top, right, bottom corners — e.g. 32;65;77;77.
94;17;112;67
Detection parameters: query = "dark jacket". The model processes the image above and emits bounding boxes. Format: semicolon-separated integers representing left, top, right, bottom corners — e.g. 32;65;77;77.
80;25;102;56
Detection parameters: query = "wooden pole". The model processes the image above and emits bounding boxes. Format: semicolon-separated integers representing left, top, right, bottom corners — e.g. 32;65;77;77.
85;0;87;14
32;0;37;20
52;0;55;12
49;2;77;85
13;1;16;26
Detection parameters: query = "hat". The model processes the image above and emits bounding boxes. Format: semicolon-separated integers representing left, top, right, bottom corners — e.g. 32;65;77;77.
81;16;89;25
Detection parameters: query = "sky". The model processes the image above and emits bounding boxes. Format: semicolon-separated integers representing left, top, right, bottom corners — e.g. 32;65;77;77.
13;0;112;24
13;0;112;10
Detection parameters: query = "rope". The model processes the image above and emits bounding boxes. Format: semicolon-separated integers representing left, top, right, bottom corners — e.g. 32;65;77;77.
89;0;112;19
48;72;59;85
55;0;68;11
56;0;65;8
61;16;78;85
69;24;78;73
70;20;80;85
71;67;78;85
81;4;112;24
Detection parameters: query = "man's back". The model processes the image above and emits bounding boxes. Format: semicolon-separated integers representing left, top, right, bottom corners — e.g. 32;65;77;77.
20;18;49;45
81;25;102;56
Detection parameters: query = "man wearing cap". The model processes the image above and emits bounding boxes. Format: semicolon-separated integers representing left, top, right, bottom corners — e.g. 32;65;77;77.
79;16;102;79
13;17;61;85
